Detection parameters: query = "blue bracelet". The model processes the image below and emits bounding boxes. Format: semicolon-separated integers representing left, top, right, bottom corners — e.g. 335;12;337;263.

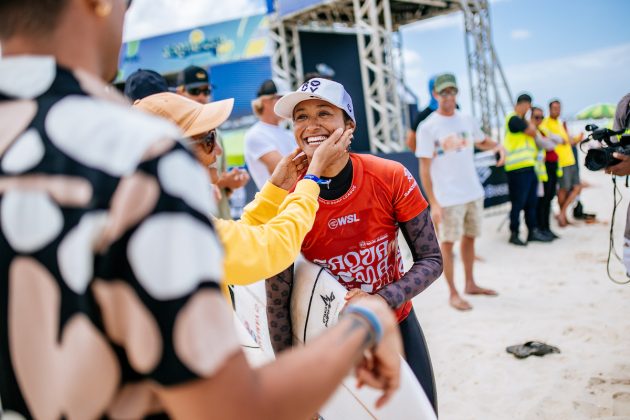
343;305;383;346
303;174;331;188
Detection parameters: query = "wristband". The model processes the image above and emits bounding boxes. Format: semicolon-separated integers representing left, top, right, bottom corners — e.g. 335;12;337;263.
303;174;331;188
343;305;383;346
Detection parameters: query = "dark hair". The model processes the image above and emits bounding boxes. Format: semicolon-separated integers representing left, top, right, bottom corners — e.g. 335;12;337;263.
549;99;561;108
516;93;532;104
531;106;543;115
0;0;69;39
304;72;323;82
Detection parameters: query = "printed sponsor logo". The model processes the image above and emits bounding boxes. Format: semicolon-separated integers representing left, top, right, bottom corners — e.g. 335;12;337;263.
328;213;361;229
320;292;335;327
300;79;321;93
312;235;404;293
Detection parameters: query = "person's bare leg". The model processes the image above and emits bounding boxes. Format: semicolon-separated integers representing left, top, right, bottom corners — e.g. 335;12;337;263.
441;241;472;310
559;185;581;226
461;236;497;296
556;188;569;227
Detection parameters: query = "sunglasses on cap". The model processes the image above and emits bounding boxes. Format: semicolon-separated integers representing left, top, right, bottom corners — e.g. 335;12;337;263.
187;87;211;96
190;130;217;153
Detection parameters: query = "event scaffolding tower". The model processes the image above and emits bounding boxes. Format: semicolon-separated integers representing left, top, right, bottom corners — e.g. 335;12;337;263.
269;0;513;153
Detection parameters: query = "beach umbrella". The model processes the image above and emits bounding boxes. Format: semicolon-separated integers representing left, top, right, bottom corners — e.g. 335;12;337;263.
575;103;616;120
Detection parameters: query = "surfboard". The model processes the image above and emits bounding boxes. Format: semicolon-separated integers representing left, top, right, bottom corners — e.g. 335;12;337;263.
291;258;437;420
231;257;437;420
233;314;274;367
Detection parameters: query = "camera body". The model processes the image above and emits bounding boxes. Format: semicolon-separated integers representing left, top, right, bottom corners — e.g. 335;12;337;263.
583;124;630;171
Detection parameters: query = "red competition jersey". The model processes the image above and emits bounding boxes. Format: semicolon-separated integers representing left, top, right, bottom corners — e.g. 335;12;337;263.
301;153;428;322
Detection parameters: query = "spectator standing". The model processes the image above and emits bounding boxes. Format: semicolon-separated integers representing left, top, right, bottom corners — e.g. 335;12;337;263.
504;94;553;245
405;76;438;152
177;65;249;219
541;99;583;227
123;68;169;101
244;79;296;190
530;107;563;239
417;73;503;311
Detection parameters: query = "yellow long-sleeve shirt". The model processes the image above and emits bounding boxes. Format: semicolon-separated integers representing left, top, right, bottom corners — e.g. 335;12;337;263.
213;179;319;289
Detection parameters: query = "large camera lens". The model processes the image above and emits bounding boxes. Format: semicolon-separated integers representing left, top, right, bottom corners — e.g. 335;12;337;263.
585;148;612;171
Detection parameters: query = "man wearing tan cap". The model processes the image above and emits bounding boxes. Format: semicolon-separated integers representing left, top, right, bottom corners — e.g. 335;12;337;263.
0;1;402;418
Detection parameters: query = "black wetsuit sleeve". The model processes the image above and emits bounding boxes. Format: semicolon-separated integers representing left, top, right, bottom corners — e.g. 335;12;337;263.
376;209;443;308
508;115;528;133
265;265;294;354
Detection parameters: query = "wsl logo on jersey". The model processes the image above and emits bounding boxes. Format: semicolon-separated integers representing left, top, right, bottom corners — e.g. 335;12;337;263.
328;213;361;229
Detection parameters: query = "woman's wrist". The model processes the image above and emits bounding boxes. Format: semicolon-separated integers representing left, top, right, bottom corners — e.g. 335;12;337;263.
303;173;331;188
306;162;322;178
342;305;384;348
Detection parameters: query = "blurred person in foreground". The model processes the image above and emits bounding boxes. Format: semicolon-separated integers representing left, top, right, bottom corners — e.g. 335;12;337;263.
177;65;249;219
0;1;402;418
504;93;553;245
265;78;443;413
244;79;296;190
417;73;503;311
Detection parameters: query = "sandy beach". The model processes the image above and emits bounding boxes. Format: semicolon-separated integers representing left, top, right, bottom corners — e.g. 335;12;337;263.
404;165;630;419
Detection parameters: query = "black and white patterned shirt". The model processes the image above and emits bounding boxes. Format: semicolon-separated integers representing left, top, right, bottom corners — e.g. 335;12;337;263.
0;56;238;419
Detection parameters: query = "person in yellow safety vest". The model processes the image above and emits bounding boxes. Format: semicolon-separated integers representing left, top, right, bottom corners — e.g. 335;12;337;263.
541;99;585;226
504;94;554;245
530;107;564;240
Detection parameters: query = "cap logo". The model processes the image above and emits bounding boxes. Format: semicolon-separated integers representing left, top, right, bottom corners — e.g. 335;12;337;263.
301;79;321;93
196;72;206;79
347;103;352;113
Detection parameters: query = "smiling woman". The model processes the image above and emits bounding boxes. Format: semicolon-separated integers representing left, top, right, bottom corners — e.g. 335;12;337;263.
266;78;444;414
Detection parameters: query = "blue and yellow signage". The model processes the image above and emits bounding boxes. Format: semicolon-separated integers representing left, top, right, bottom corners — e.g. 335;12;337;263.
117;14;270;82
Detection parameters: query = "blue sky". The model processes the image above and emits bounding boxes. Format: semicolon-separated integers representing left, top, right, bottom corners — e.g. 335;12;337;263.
124;0;628;117
400;0;629;116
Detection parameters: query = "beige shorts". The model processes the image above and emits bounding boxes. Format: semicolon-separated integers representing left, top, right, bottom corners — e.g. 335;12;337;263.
439;198;484;243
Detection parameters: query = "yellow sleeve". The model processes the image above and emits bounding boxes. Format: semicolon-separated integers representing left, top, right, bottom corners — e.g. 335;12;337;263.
214;179;319;286
239;181;288;226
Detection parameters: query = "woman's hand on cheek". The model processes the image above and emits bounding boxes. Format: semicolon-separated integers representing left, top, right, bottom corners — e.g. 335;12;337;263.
269;148;309;190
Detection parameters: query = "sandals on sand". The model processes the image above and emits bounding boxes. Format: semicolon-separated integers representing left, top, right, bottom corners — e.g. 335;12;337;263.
506;341;561;359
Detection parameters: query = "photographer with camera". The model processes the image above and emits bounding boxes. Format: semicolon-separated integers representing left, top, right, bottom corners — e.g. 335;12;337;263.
603;93;630;177
582;93;630;280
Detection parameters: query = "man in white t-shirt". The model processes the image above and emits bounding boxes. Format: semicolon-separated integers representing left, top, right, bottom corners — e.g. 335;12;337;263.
244;79;297;190
416;73;505;311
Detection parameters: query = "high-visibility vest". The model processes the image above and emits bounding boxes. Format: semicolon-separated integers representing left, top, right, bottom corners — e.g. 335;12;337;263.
535;150;548;182
504;112;537;172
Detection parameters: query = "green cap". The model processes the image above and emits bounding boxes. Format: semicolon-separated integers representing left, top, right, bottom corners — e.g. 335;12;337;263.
434;73;458;93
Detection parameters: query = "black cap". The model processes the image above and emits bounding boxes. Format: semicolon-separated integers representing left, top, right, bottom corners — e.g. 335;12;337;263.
256;79;279;97
177;65;210;88
124;69;168;101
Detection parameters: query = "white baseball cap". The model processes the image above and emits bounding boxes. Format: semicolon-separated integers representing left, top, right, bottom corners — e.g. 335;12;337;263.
274;78;355;124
